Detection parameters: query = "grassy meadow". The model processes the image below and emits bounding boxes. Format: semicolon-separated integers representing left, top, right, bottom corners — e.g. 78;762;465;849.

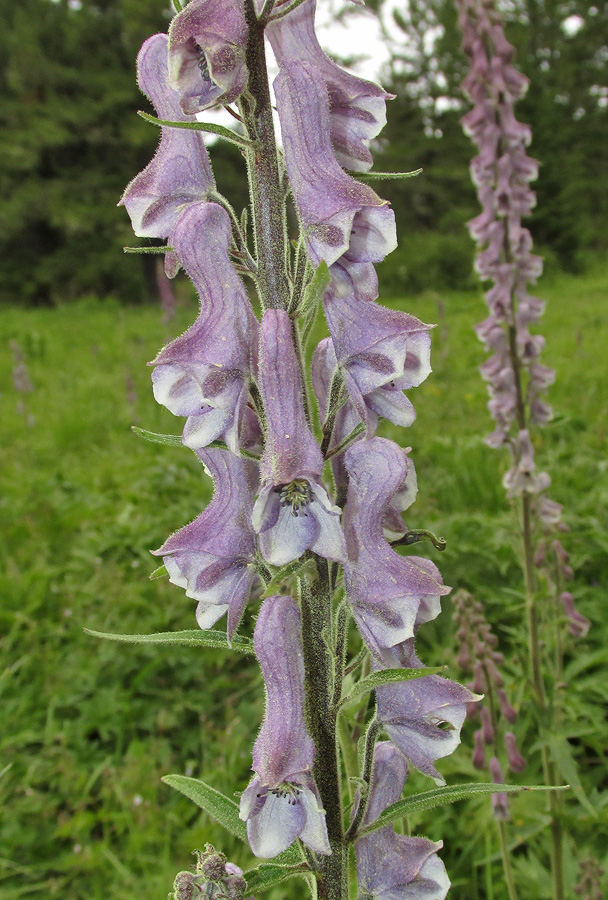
1;262;607;900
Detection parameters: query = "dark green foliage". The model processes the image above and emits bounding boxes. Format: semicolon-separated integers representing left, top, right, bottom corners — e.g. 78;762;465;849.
0;0;169;305
1;263;606;899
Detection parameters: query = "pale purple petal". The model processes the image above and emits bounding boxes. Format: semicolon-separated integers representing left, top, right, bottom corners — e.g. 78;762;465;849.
119;34;214;269
344;439;449;654
274;60;396;292
168;0;248;114
150;203;258;453
252;595;315;784
267;0;392;172
152;449;257;638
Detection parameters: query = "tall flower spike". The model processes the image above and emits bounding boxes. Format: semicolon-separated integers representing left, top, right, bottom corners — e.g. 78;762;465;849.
343;438;449;654
252;310;347;566
168;0;248;115
150;203;259;455
321;293;432;434
119;33;215;277
355;742;450;900
375;639;477;784
267;0;393;172
152;449;258;641
274;60;397;300
239;595;330;858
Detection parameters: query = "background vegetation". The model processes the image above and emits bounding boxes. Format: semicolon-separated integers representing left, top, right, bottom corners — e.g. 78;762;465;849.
1;0;607;304
1;262;606;899
1;0;607;898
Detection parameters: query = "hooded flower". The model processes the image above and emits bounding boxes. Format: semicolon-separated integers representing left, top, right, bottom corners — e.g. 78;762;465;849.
119;33;215;277
168;0;248;115
343;438;449;654
252;310;347;566
239;595;330;858
375;640;477;785
150;203;259;454
316;296;432;435
267;0;392;172
274;60;396;299
152;448;258;640
355;742;450;900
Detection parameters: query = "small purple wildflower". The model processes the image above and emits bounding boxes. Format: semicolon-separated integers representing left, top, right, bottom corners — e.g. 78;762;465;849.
355;742;450;900
239;595;330;858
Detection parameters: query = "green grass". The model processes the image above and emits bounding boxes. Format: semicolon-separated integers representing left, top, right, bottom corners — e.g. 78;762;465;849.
1;261;606;900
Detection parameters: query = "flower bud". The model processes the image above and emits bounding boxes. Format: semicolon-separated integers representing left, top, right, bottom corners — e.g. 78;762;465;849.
497;689;518;723
480;705;494;744
472;729;486;769
504;732;527;773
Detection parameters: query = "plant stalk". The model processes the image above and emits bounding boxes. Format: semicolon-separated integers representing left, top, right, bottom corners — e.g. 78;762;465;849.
299;568;348;900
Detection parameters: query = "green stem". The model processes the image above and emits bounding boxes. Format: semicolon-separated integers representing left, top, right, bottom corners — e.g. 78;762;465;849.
299;569;347;900
240;0;290;311
498;820;519;900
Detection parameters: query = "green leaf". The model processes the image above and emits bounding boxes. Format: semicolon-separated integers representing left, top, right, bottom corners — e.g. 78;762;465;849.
341;666;446;706
123;245;173;255
244;863;309;893
299;261;330;317
138;111;253;147
262;558;315;597
548;735;596;817
357;782;570;836
162;776;247;842
350;168;423;181
83;628;255;654
149;564;168;580
131;426;183;447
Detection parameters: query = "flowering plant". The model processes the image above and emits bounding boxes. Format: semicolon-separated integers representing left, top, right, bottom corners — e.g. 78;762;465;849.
93;1;561;898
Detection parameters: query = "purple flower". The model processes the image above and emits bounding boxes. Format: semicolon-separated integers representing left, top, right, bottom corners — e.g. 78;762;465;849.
274;60;396;299
343;438;449;654
319;294;432;434
119;33;215;277
355;742;450;900
150;203;259;454
239;595;330;858
375;640;477;784
151;449;258;640
252;310;347;566
267;0;392;172
168;0;248;115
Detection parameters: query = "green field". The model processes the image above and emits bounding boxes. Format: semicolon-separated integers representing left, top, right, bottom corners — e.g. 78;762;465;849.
1;262;606;900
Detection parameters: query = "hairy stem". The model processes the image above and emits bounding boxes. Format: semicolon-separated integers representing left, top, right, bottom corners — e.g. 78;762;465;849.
240;0;290;311
299;568;347;900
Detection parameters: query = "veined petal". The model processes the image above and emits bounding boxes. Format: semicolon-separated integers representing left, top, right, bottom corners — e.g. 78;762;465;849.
119;34;214;246
267;0;392;172
376;640;478;784
252;596;315;784
258;309;323;484
152;449;257;634
245;788;306;859
298;784;331;855
168;0;248;114
258;503;319;567
150;204;258;453
344;439;448;653
274;60;396;279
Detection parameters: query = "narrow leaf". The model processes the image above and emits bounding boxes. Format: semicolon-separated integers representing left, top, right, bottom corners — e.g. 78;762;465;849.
244;863;309;893
350;168;423;181
124;245;173;255
138;111;252;147
357;782;569;836
341;666;446;706
149;564;168;580
84;628;255;654
162;775;247;842
132;426;183;447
